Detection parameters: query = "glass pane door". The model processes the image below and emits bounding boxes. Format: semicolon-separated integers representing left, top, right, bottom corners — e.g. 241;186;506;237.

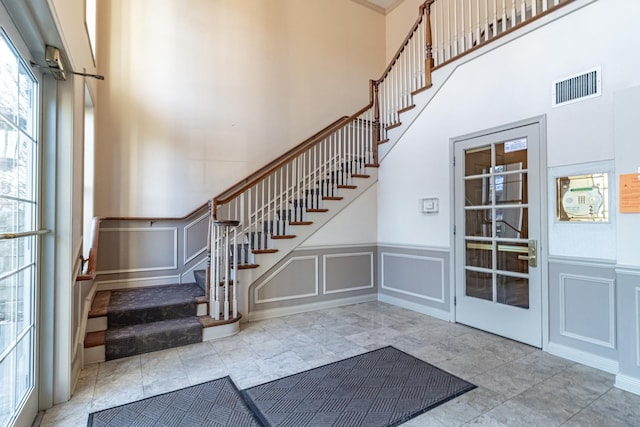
0;30;39;427
454;123;542;348
464;140;529;308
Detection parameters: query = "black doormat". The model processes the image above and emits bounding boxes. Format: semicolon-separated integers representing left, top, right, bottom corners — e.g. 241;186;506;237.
87;347;475;427
87;376;261;427
241;346;475;427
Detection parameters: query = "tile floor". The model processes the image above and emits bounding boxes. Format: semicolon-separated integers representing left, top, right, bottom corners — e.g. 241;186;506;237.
39;301;640;426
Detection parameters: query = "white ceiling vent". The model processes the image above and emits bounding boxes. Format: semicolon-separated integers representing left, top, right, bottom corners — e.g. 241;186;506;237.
552;66;601;107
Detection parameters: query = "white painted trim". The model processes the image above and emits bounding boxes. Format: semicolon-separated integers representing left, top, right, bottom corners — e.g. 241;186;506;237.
86;316;106;333
249;294;377;322
183;213;208;265
636;287;640;368
83;345;105;365
97;227;178;274
616;265;640;276
559;273;616;349
323;252;374;295
381;252;445;303
180;257;207;284
377;242;451;253
297;243;378;251
254;256;319;304
615;373;640;396
546;342;618;374
202;322;240;341
95;275;181;291
549;256;617;267
378;293;452;322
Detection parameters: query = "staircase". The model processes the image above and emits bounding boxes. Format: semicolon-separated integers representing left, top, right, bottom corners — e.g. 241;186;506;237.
83;282;240;362
84;0;577;363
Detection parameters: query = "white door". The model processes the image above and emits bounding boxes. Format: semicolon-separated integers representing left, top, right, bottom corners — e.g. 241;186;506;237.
454;123;542;347
0;13;41;427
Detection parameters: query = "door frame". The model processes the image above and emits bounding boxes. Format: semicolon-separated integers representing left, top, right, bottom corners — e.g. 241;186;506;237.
449;115;549;348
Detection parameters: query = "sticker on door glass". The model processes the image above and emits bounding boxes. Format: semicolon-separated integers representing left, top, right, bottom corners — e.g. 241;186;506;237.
504;138;527;153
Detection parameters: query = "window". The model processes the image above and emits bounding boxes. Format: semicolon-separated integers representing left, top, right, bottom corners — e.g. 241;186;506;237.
0;29;38;427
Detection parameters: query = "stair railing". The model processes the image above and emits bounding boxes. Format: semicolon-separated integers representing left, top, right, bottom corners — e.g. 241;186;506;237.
208;218;240;320
430;0;572;66
204;0;579;320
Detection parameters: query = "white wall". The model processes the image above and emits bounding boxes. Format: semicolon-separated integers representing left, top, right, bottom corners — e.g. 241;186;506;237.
95;0;385;217
378;0;640;262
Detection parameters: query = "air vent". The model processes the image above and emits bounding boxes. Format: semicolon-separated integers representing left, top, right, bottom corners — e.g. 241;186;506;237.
552;66;601;107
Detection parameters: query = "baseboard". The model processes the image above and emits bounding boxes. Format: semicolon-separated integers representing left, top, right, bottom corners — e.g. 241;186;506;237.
615;373;640;396
84;345;105;365
202;322;240;341
95;275;181;291
546;342;619;374
377;293;452;322
248;294;378;322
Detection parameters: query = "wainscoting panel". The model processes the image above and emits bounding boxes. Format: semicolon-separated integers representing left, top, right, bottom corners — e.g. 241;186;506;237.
549;258;618;363
323;252;374;294
183;214;208;265
249;246;378;315
97;227;177;274
378;245;450;319
615;267;640;395
254;256;319;304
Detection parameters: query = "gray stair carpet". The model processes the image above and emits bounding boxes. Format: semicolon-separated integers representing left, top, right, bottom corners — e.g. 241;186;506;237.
104;283;205;361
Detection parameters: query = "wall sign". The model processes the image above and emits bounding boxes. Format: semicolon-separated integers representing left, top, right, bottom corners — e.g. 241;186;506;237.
620;173;640;213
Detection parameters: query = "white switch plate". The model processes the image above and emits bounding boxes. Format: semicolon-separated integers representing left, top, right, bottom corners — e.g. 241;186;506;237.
420;198;439;213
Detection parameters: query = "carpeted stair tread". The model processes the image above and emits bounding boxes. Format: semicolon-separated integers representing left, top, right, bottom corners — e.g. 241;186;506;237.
105;317;202;360
107;283;204;327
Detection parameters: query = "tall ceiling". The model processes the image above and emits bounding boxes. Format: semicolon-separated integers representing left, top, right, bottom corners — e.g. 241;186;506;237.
351;0;405;14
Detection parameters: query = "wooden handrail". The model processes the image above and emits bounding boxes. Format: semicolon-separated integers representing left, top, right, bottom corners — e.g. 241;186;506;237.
375;1;432;84
100;202;209;222
213;116;349;203
212;82;379;219
76;217;102;281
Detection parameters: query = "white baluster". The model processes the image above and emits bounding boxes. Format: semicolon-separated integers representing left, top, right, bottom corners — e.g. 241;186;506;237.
232;226;237;318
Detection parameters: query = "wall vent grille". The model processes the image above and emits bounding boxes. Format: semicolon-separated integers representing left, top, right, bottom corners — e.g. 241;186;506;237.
552;67;601;107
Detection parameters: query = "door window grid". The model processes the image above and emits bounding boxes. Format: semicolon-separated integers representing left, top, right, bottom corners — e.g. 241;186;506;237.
463;140;530;308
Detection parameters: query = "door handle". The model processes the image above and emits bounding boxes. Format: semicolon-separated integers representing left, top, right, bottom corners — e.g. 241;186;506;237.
518;240;537;267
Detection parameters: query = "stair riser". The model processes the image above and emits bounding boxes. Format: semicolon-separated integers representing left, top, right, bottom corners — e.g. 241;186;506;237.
108;303;197;327
105;323;202;360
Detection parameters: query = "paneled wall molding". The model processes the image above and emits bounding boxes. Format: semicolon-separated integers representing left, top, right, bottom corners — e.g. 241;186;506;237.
323;252;374;295
636;286;640;368
95;275;181;291
559;273;616;349
549;256;617;267
547;342;619;374
298;242;378;251
381;252;445;303
378;242;450;253
249;294;377;322
183;213;208;265
181;258;208;285
254;256;319;304
616;265;640;276
97;227;178;274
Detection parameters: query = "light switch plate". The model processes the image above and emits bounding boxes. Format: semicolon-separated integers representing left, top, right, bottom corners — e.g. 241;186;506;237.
420;198;439;213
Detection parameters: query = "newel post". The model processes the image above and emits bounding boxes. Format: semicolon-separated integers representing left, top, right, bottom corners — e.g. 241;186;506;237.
423;0;435;87
206;200;212;301
372;79;381;165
